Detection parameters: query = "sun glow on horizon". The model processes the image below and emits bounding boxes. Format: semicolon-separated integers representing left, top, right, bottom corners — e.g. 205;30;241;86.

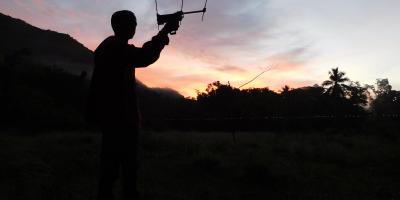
1;0;400;96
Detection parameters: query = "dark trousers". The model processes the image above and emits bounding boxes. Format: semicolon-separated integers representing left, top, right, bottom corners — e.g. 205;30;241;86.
97;123;138;200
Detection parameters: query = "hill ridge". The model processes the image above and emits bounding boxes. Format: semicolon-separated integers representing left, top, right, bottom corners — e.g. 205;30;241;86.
0;12;93;75
0;12;183;98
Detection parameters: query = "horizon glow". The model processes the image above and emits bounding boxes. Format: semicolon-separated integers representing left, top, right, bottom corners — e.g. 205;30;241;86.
1;0;399;97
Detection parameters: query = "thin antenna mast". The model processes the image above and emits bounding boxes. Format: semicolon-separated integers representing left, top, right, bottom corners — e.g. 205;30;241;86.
238;67;272;89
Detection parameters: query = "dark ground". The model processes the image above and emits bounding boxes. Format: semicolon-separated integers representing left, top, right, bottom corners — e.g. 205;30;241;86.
1;130;400;200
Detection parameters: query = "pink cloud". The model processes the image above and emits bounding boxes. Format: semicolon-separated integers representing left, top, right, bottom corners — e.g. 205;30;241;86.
2;0;319;97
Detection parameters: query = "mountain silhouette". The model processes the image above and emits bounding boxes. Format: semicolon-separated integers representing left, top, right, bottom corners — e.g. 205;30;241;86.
0;12;183;99
136;80;184;99
0;12;93;75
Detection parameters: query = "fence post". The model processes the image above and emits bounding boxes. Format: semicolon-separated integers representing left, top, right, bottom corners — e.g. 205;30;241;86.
231;131;237;145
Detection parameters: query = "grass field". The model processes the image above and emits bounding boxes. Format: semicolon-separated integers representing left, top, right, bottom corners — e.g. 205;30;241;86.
1;130;400;200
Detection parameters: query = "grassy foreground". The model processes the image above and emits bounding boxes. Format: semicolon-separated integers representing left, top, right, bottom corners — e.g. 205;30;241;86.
1;130;400;200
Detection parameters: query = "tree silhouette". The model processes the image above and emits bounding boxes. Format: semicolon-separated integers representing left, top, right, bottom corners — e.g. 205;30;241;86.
371;79;400;115
280;85;291;98
375;78;392;96
322;67;349;98
346;81;369;107
197;81;241;117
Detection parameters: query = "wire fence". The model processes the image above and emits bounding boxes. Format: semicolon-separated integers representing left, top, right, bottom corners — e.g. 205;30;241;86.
142;114;400;132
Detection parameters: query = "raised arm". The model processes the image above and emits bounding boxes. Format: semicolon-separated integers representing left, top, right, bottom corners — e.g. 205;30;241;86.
130;32;168;67
128;22;179;68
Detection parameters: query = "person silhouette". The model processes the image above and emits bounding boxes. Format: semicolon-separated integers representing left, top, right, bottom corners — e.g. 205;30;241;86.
87;10;179;200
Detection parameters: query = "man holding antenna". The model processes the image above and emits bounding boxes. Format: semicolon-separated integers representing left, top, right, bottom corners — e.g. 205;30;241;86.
87;10;179;200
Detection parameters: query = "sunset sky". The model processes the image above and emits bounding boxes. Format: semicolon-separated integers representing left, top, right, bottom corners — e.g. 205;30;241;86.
1;0;399;97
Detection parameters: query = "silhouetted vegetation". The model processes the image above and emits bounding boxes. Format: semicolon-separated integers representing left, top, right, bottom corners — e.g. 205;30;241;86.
2;49;398;132
0;50;187;131
2;131;400;200
0;50;89;130
370;78;400;115
1;11;400;200
194;67;397;118
1;12;398;132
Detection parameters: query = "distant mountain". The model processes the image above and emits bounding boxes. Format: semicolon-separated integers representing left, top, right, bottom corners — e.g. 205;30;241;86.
136;80;184;99
0;12;93;75
0;12;184;99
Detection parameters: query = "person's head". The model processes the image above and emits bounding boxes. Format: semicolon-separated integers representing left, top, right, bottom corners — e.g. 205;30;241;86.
111;10;137;40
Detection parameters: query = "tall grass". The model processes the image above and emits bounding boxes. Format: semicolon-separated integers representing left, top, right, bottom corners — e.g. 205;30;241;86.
1;130;399;200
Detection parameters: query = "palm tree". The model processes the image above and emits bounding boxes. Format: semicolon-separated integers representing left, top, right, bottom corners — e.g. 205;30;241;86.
322;67;349;98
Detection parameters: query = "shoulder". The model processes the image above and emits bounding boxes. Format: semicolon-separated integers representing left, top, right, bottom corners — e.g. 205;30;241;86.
94;36;116;53
127;43;138;50
125;43;140;55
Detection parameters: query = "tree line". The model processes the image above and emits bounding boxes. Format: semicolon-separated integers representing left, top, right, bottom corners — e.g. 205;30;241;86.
0;50;399;131
194;68;399;119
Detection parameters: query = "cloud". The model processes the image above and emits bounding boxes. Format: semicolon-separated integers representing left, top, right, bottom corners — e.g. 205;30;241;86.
214;65;247;73
1;0;319;97
152;0;316;81
171;0;275;59
264;45;314;71
4;0;313;63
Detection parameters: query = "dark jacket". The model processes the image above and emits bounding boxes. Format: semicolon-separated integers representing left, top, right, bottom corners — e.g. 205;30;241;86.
87;34;168;126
